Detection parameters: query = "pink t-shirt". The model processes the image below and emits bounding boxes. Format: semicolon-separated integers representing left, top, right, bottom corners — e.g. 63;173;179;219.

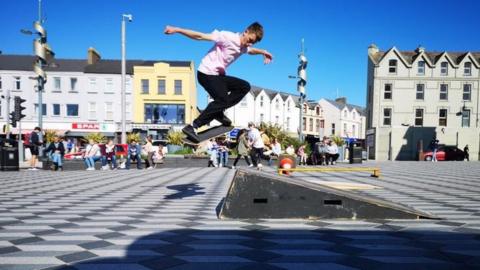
198;30;250;75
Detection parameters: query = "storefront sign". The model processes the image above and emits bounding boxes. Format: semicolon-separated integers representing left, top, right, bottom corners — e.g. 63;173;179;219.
72;123;100;130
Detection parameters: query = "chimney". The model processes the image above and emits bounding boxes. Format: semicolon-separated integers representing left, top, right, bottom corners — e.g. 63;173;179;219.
416;45;425;54
335;97;347;105
87;47;101;65
368;44;379;55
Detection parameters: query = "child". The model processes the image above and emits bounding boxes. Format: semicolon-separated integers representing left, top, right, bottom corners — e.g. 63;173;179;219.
164;22;273;142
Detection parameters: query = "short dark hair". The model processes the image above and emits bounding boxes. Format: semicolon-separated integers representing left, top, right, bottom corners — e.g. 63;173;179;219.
34;127;41;131
247;22;263;43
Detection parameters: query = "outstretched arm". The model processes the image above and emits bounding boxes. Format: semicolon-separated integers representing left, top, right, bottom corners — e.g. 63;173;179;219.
248;47;273;64
164;25;213;41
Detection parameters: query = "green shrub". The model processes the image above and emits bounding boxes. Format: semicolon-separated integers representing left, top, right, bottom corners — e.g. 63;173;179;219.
167;131;185;145
83;132;106;144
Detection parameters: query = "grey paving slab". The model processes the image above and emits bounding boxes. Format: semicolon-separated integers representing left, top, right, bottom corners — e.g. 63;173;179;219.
0;163;479;270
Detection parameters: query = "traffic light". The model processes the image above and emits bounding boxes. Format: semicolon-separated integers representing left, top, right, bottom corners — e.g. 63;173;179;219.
9;112;17;128
297;54;307;97
13;96;27;121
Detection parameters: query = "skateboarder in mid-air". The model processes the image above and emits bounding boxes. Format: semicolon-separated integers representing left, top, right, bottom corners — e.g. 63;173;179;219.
164;22;273;142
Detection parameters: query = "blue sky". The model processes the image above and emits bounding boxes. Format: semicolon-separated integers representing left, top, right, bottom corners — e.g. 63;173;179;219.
1;0;479;108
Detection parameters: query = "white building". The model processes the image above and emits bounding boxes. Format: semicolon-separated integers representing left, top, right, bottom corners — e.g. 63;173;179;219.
366;45;479;160
0;48;134;137
219;86;365;140
318;97;366;139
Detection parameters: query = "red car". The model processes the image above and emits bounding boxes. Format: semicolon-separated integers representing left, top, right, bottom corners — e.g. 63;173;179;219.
424;145;465;161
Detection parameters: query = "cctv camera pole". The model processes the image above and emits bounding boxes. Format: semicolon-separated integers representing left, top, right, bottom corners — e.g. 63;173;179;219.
121;14;132;144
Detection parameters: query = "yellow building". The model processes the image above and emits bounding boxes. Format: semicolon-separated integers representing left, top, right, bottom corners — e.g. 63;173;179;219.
132;61;197;139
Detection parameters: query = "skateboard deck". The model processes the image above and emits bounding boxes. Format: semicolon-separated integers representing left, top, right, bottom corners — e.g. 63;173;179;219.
182;125;234;145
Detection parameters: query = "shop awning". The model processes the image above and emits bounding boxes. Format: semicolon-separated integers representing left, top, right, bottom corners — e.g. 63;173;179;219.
65;131;115;137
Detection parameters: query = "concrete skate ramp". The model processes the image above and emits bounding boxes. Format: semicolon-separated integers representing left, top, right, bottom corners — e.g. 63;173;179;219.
219;169;438;220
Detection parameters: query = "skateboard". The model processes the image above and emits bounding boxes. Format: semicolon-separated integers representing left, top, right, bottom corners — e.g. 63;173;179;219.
182;125;234;145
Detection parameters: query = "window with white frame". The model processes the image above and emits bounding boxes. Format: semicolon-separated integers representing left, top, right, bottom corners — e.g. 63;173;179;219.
126;102;131;120
309;118;313;131
157;79;166;94
440;61;448;75
352;124;356;138
287;100;291;112
416;84;425;100
316;106;320;116
286;117;290;131
303;117;307;131
384;83;392;99
0;76;2;90
353;111;356;120
464;62;472;76
260;113;264;123
463;84;472;101
275;115;279;124
417;61;425;75
67;104;79;116
331;123;336;135
70;78;77;92
389;59;397;74
126;78;132;93
320;119;324;128
415;108;424;126
54;77;61;91
88;102;96;119
316;119;320;131
52;104;61;116
440;84;448;100
343;123;347;135
34;103;47;116
275;99;280;110
105;102;113;121
240;96;247;107
344;110;348;118
105;78;114;93
14;77;21;90
89;78;97;92
462;109;470;127
383;108;392;126
260;96;264;107
174;80;182;95
439;109;447;126
141;79;149;94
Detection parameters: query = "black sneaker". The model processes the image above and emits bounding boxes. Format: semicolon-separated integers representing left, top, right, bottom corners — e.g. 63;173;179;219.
182;124;199;141
215;114;232;126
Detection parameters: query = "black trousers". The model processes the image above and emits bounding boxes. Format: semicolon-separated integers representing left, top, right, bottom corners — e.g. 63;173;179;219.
233;154;251;166
195;71;251;127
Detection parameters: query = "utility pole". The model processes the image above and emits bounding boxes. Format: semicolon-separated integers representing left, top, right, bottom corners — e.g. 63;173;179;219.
121;14;133;144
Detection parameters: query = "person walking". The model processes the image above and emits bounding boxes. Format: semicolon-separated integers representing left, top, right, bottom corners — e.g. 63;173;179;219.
28;127;43;170
430;137;439;162
464;144;469;161
164;22;272;142
232;129;252;169
248;122;265;169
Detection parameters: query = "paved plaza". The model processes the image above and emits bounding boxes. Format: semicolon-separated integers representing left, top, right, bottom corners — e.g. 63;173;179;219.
0;162;479;270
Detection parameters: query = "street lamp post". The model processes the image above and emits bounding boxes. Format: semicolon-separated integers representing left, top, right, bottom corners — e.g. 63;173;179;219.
121;14;133;144
289;39;308;142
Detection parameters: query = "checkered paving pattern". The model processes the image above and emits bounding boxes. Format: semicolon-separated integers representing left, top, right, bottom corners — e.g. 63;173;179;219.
0;162;479;270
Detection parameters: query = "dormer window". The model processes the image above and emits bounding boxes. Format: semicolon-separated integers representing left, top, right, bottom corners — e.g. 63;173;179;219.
464;62;472;76
389;59;397;74
440;62;448;75
417;61;425;75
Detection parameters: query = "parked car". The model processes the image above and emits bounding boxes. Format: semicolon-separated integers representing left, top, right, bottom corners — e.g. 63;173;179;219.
424;145;465;161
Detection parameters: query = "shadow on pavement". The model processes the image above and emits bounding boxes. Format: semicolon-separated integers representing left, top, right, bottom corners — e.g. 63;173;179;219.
46;227;480;270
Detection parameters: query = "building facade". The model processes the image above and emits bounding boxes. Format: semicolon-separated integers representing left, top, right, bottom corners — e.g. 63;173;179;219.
366;45;479;160
318;98;366;139
0;48;196;141
132;61;196;139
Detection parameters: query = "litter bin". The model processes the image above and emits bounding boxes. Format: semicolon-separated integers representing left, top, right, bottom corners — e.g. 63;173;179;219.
349;143;362;164
0;139;19;171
